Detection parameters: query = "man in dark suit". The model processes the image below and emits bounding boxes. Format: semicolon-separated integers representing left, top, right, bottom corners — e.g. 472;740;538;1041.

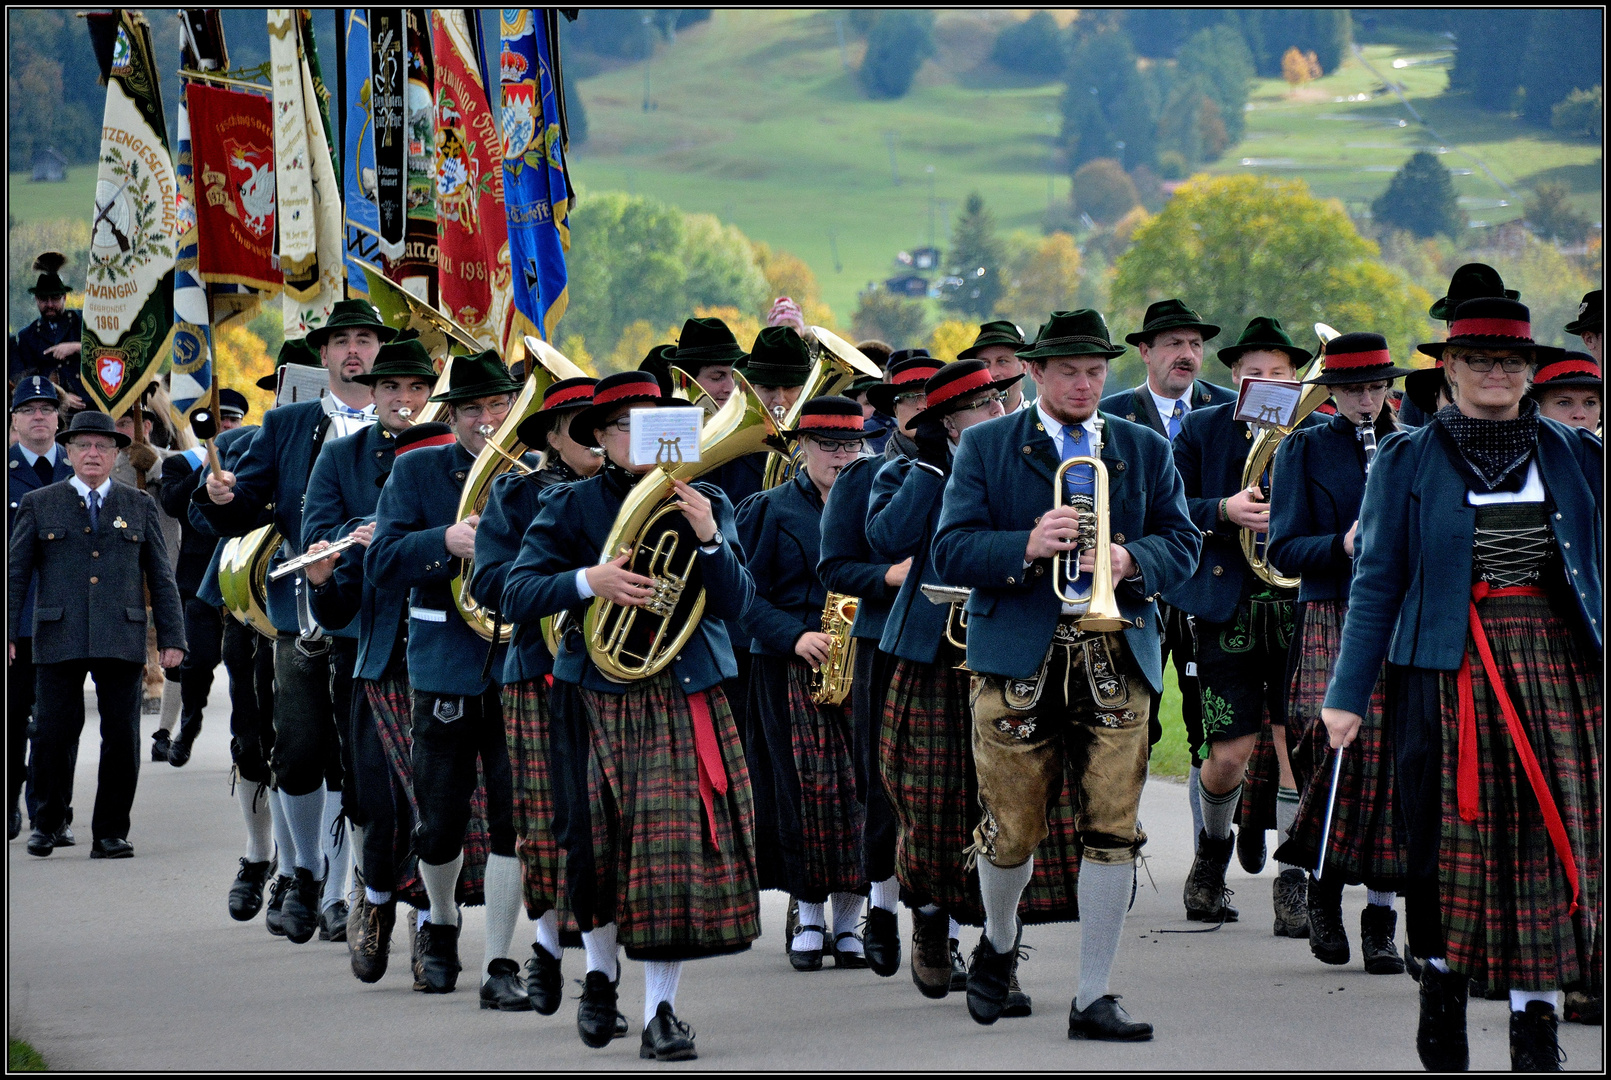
933;310;1199;1041
8;410;186;859
193;300;395;944
8;377;75;842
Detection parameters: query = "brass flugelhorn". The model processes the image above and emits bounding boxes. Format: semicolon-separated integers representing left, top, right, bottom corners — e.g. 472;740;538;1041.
809;592;859;705
1050;415;1129;633
921;583;973;669
1239;323;1338;589
762;326;882;490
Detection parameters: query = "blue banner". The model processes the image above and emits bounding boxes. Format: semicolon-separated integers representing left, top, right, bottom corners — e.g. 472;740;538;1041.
499;8;571;342
171;82;213;423
343;9;383;295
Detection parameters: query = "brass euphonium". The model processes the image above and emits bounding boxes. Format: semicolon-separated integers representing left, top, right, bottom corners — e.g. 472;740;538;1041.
218;524;279;637
762;326;883;490
1239;323;1338;589
452;336;587;641
584;371;782;682
809;593;859;705
1050;415;1129;633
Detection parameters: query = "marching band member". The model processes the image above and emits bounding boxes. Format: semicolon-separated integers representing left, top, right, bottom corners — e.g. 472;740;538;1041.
1168;316;1317;931
932;310;1199;1040
1528;351;1601;432
1401;264;1519;428
1563;289;1600;364
866;350;943;463
738;396;872;972
468;375;600;1014
500;371;758;1061
193;300;394;945
958;321;1032;412
367;351;528;1007
1322;299;1602;1071
1267;333;1412;973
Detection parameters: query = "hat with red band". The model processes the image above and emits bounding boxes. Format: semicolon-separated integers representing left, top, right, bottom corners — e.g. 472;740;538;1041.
1307;331;1413;386
910;359;1022;425
1528;351;1602;396
516;376;599;449
394;421;455;456
573;371;677;448
785;395;880;439
1417;297;1543;360
866;350;945;413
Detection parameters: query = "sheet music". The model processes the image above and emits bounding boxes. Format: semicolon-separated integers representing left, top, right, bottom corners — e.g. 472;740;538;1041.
1234;378;1303;429
630;407;704;466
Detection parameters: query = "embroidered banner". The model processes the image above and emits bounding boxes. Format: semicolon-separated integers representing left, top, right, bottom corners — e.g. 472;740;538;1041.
343;8;382;296
388;7;439;305
271;8;343;339
370;8;407;260
189;82;279;291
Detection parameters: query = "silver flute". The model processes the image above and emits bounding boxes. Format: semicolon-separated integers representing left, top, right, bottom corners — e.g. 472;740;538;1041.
269;532;365;581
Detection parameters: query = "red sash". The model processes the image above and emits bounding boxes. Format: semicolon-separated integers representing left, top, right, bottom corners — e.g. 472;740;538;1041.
1456;583;1579;913
685;691;729;850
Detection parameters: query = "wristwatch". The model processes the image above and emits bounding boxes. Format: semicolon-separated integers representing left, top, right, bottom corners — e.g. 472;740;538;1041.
699;529;724;554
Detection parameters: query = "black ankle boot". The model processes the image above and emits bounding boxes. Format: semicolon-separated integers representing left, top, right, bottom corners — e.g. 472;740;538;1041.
1306;874;1349;965
1510;1001;1564;1072
1360;904;1405;975
1416;963;1469;1071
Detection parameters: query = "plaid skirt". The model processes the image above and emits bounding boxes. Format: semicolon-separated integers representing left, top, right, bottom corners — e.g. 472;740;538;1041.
1276;601;1407;887
579;676;761;961
1436;593;1601;991
502;679;578;928
881;658;1080;927
366;676;489;908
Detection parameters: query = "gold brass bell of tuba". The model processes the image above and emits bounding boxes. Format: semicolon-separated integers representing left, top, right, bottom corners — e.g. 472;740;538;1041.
451;335;588;642
809;593;859;706
584;371;782;682
219;523;279;637
1050;415;1129;633
1239;323;1339;589
762;326;883;490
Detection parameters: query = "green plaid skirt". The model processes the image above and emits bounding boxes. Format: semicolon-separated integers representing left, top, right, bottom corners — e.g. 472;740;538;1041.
365;676;488;907
502;679;579;930
1277;600;1407;887
881;657;1080;927
579;676;761;960
1437;593;1601;991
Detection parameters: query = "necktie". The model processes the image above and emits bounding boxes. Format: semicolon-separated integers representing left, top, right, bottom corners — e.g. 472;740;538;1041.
87;489;101;531
1167;401;1185;441
33;454;55;487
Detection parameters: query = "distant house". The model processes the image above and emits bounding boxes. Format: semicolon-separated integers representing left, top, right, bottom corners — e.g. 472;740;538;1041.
31;147;68;182
884;274;930;298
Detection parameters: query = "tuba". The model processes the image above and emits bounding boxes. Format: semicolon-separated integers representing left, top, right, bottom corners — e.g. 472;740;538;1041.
451;336;587;641
584;372;782;682
218;523;279;637
1050;416;1129;633
1239;323;1338;589
809;592;859;706
762;326;883;490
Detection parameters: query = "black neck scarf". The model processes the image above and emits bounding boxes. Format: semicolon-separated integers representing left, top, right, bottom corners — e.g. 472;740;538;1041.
1432;397;1539;493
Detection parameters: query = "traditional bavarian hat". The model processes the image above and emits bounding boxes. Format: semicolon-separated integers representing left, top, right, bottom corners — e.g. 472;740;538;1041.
1417;297;1545;360
1429;263;1518;322
305;299;398;349
27;251;70;297
1306;332;1413;386
670;316;747;370
1528;351;1601;396
637;343;679;398
1017;309;1127;360
1563;289;1602;337
353;333;438;385
738;326;812;388
572;371;678;448
1403;363;1448;417
957;319;1026;360
784;395;880;439
866;349;944;413
1123;298;1219;347
427;348;523;404
516;376;599;448
1217;316;1312;367
910;360;1022;426
55;408;129;448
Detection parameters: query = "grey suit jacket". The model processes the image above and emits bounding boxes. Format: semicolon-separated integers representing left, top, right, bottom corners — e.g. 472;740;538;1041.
7;479;186;665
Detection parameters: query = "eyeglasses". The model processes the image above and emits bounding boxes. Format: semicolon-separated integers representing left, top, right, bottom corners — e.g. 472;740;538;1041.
1457;355;1530;374
602;417;633;435
455;399;514;420
953;392;1006;412
806;436;864;455
1333;382;1391;396
893;391;926;405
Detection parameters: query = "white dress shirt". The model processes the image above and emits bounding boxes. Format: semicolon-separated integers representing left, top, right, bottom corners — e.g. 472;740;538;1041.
68;474;113;500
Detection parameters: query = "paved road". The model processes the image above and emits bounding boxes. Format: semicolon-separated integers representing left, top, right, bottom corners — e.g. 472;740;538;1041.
8;673;1602;1070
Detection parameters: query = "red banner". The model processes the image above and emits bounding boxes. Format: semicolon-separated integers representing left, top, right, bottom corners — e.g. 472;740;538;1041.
188;82;280;292
432;9;512;349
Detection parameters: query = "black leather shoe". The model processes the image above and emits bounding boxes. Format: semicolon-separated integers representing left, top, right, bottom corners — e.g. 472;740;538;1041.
577;970;628;1048
1182;830;1239;923
26;828;54;857
863;906;900;977
319;900;350;942
168;716;202;768
348;893;395;984
949;938;969;993
150;730;171;762
1236;823;1267;874
480;958;533;1011
1068;994;1153;1041
1417;963;1470;1071
265;874;293;937
229;858;273;921
965;933;1014;1025
9;803;20;841
420;921;461;993
789;923;826;972
1003;941;1032;1018
280;867;320;944
90;837;134;858
1510;1000;1565;1071
833;931;868;968
525;944;564;1015
51;823;75;847
639;1001;697;1061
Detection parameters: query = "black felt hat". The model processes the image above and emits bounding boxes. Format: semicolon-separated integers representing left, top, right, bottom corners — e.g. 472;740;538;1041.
1123;299;1220;347
739;326;812;388
670;317;747;368
1017;310;1127;360
255;337;322;391
1428;263;1518;322
1403;364;1447;416
516;377;599;448
866;350;945;413
957;320;1026;360
353;333;439;385
1307;332;1413;386
637;343;679;399
305;299;398;349
1417;298;1543;360
1564;290;1602;336
1528;351;1602;395
1217;316;1313;368
55;408;129;448
910;360;1022;426
572;371;678;448
427;348;523;403
784;395;881;439
27;251;70;297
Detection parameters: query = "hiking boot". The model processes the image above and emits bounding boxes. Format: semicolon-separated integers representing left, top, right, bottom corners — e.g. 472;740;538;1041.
1416;963;1469;1072
1563;990;1602;1026
1360;904;1405;975
1306;876;1349;966
909;909;952;998
1003;943;1032;1018
1510;1000;1564;1072
1272;868;1309;938
348;892;395;984
1182;830;1238;922
948;938;968;993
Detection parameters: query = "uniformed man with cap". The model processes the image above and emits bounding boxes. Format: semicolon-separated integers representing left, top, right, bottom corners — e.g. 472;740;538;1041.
1564;288;1601;364
8;253;86;410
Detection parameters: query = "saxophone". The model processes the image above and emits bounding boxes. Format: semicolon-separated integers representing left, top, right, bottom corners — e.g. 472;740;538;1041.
809;592;859;706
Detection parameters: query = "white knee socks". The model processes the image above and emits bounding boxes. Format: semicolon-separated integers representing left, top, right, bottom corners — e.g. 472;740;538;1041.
319;785;348;911
1510;989;1560;1013
158;679;182;735
978;856;1034;953
644;960;683;1023
238;782;273;863
533;908;562;960
869;875;899;913
794;899;825;952
583;922;619;980
278;788;326;873
1366;888;1396;908
268;788;296;873
831;893;864;955
1075;861;1133;1011
419;851;464;927
481;853;523;983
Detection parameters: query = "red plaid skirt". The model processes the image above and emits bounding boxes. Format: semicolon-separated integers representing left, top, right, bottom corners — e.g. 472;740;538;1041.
366;676;489;908
780;658;866;897
1277;600;1407;886
881;657;1080;927
579;677;760;960
1437;593;1601;991
502;679;578;929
